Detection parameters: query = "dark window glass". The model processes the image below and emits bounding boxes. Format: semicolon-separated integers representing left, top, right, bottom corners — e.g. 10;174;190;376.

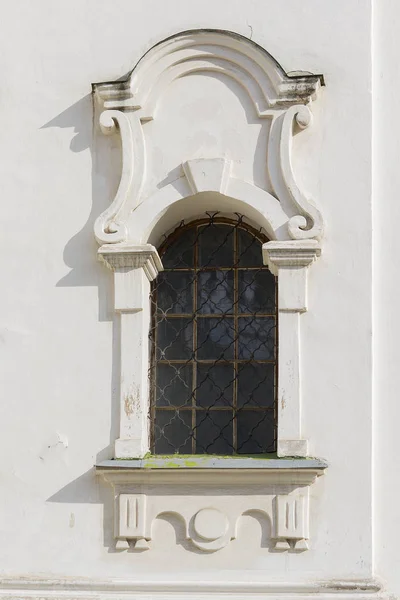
150;218;277;455
157;271;194;314
198;224;234;267
198;271;234;314
196;364;234;407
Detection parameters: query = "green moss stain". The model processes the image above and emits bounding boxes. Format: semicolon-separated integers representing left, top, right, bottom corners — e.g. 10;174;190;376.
114;453;315;468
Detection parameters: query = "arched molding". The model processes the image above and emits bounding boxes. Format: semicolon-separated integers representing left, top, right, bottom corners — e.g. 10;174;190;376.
125;158;289;245
94;29;323;116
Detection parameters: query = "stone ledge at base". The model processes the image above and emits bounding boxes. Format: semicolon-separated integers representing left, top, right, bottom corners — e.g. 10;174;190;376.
0;576;384;600
96;456;328;470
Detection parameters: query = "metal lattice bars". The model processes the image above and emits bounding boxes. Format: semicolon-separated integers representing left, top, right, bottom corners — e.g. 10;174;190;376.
149;214;277;455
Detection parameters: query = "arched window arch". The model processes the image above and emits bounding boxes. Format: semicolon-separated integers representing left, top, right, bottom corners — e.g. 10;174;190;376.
149;215;277;455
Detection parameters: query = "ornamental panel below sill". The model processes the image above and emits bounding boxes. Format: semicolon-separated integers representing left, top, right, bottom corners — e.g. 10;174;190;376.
96;456;327;553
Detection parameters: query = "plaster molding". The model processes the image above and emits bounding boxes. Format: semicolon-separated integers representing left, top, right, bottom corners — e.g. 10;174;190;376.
182;158;231;195
92;30;325;460
279;105;324;240
96;463;326;553
130;170;289;244
97;244;163;458
94;110;145;245
93;30;323;118
0;576;383;600
263;239;321;274
98;244;162;281
93;30;325;246
262;240;321;457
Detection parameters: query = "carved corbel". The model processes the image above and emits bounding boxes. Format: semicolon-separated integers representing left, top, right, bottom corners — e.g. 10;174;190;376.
273;493;309;551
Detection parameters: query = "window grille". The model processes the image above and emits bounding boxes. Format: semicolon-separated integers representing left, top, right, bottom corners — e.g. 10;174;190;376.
149;214;277;455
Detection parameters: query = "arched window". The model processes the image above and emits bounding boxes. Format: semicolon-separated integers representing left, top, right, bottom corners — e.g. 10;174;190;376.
149;216;277;455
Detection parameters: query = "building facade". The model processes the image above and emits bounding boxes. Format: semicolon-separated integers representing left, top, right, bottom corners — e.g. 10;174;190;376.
0;1;398;599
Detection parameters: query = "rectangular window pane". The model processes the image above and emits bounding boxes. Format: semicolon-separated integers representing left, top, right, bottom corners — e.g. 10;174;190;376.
154;409;192;453
197;318;234;360
156;271;194;314
198;270;234;314
237;363;275;408
238;270;275;313
156;364;192;407
198;225;234;267
156;318;193;360
195;411;233;454
238;317;275;360
196;364;234;407
237;410;275;453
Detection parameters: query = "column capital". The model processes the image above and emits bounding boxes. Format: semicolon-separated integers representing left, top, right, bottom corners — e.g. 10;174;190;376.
262;240;321;275
98;243;163;281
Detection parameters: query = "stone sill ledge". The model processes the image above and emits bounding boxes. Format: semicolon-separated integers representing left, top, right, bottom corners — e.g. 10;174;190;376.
96;456;328;470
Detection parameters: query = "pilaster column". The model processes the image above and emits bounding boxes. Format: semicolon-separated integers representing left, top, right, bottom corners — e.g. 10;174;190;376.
262;240;321;457
98;244;163;458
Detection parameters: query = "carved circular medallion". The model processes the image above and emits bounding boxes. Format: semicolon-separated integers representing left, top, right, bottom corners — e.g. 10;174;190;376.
193;508;229;541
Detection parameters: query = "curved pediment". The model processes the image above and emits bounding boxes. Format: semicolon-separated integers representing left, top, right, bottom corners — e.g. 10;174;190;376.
93;29;324;246
94;29;323;119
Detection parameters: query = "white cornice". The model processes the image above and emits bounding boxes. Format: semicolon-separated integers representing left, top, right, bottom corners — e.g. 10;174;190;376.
93;29;324;118
96;465;325;487
98;244;163;281
263;240;321;274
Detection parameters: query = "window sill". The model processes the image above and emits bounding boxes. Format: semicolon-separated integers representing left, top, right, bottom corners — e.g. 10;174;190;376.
96;454;327;471
95;455;327;484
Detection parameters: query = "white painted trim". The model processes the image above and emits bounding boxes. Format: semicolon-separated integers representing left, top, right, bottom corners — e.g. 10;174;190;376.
263;240;321;457
96;464;325;486
93;31;324;460
93;30;323;116
93;31;324;246
97;244;163;458
95;463;325;552
94;111;145;245
0;576;383;600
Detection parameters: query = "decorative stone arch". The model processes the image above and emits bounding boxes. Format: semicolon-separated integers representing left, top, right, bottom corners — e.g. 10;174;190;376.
94;29;324;460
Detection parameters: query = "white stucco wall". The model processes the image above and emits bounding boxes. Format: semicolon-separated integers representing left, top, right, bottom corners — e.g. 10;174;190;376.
373;0;400;597
1;0;397;597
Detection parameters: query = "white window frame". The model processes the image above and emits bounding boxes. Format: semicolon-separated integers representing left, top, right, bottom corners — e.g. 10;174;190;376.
94;29;324;459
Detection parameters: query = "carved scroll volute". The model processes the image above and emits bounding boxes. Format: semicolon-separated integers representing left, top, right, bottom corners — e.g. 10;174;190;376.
94;109;145;245
268;104;324;241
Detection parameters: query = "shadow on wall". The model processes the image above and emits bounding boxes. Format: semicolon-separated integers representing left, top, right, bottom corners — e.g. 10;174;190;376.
41;93;115;323
41;94;120;498
46;468;116;552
